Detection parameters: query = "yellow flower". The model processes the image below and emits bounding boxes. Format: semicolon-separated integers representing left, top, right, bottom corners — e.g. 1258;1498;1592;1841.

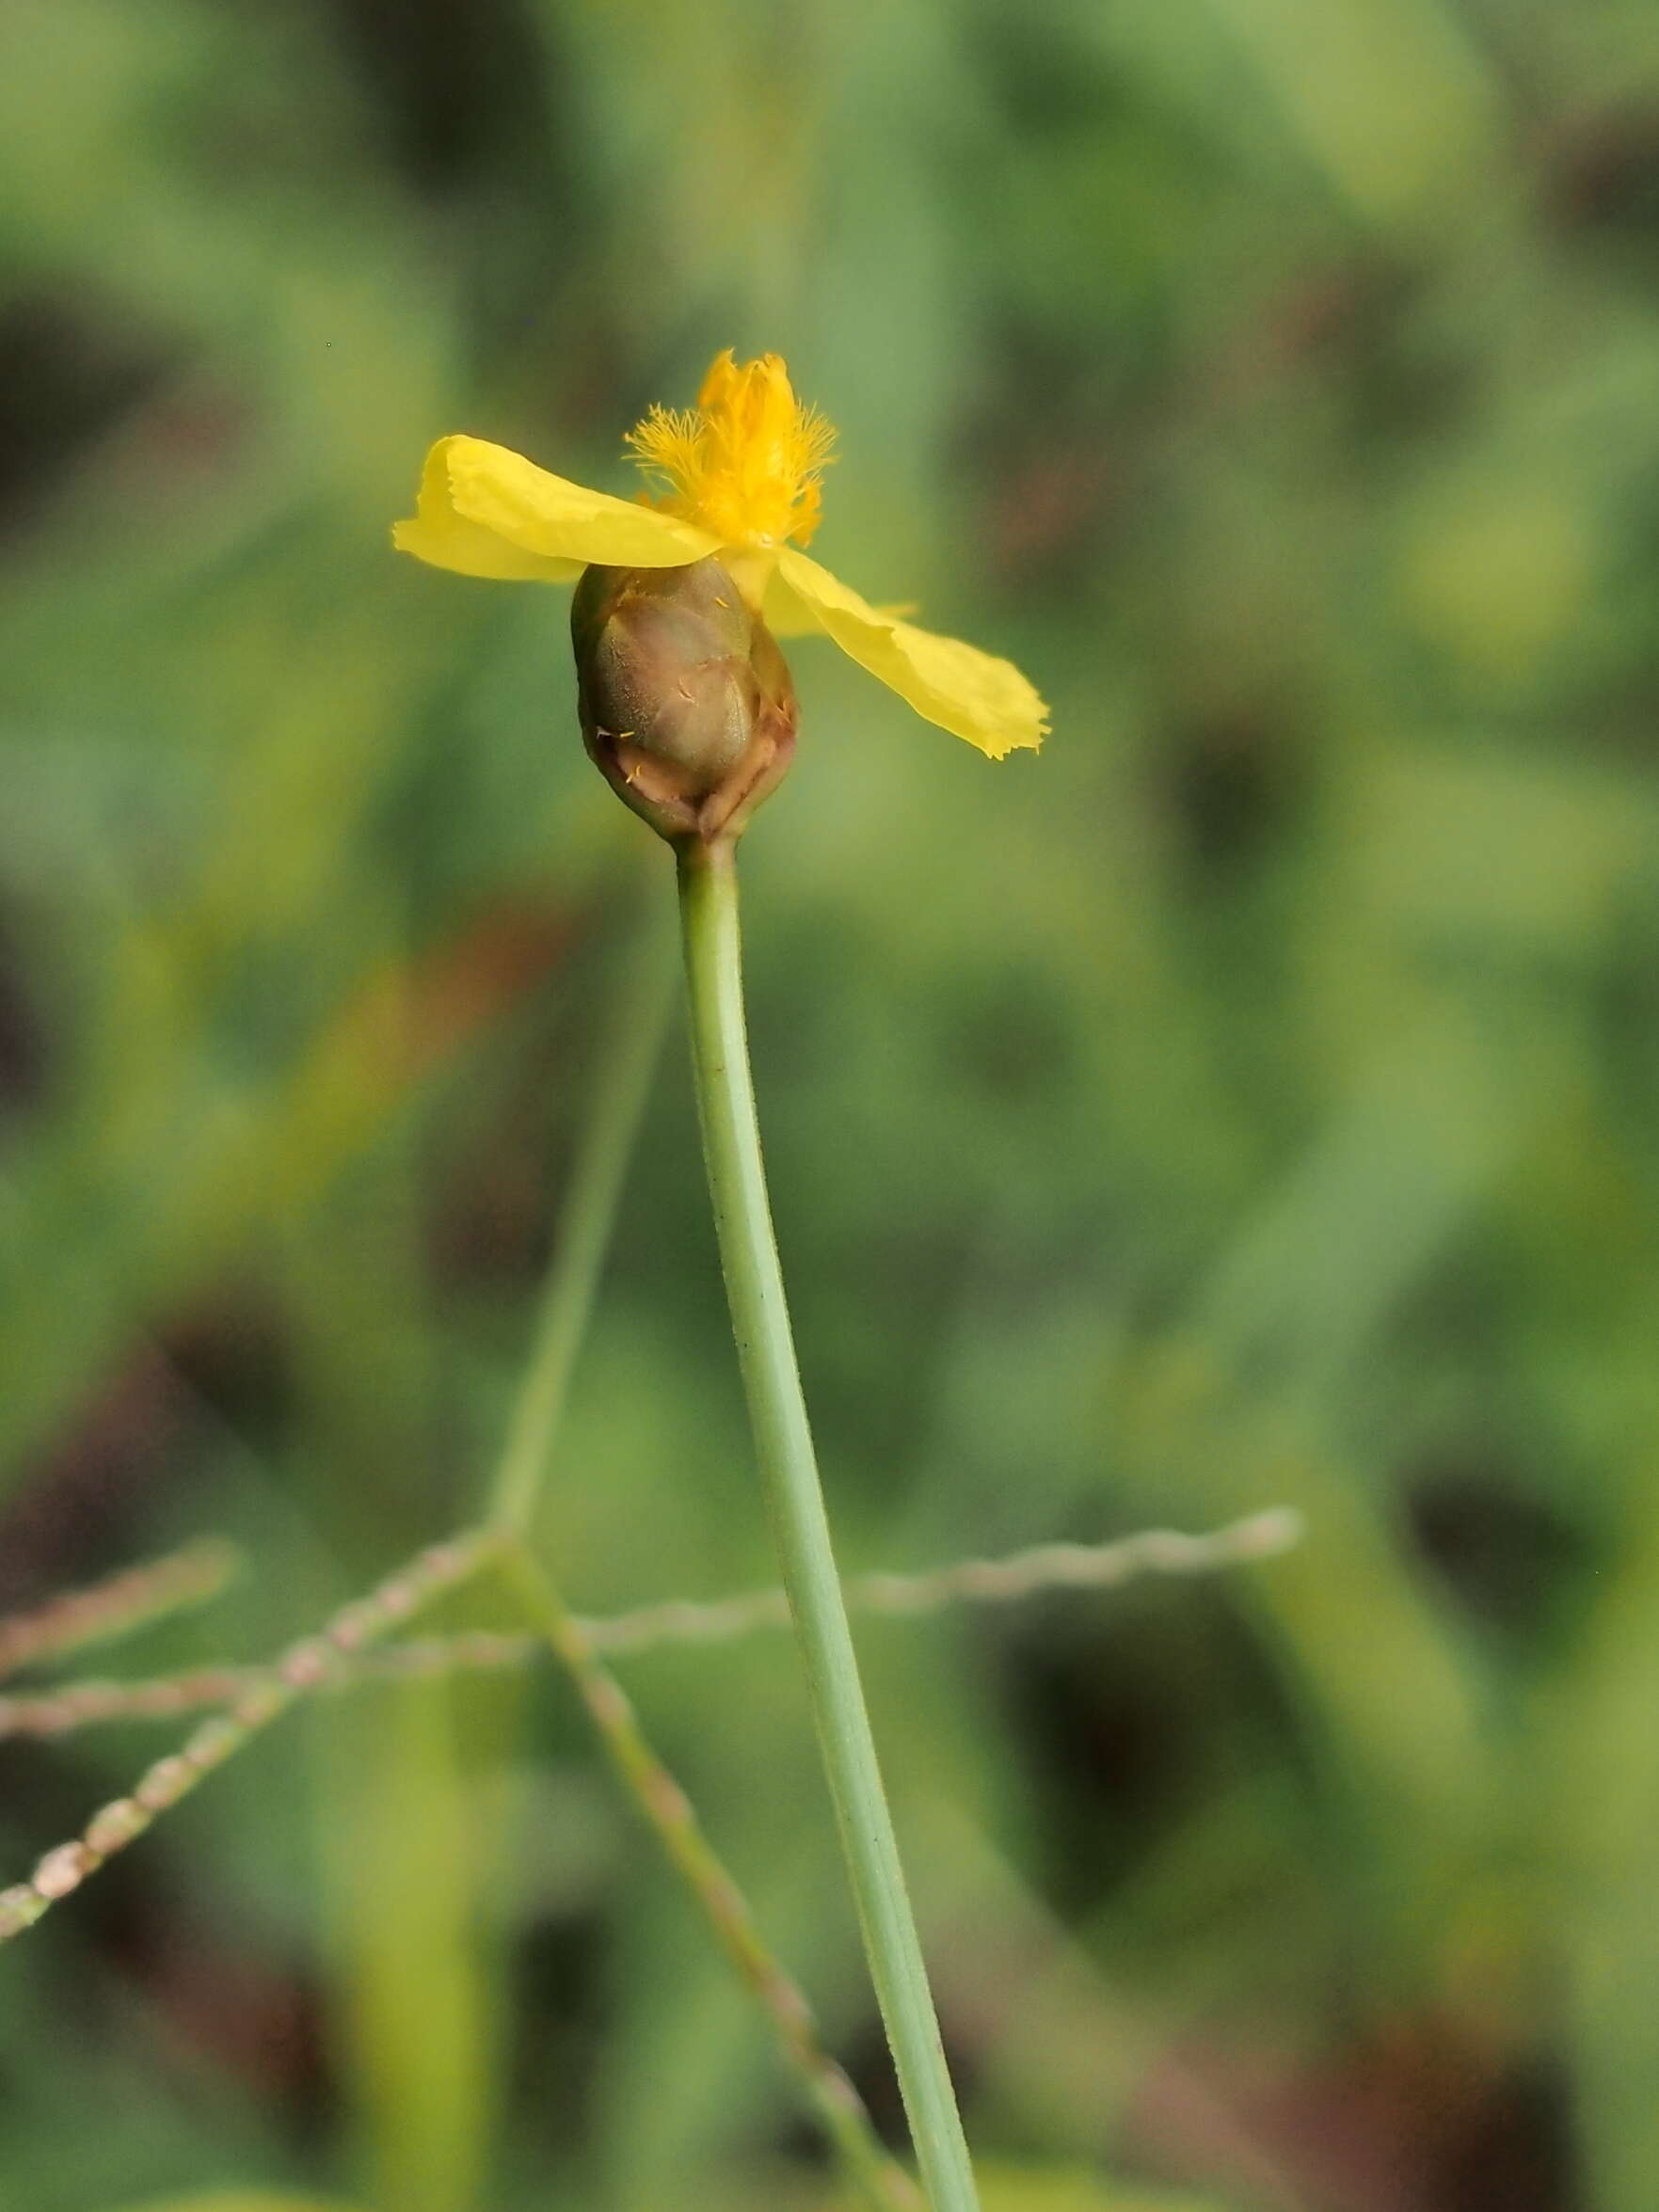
392;350;1048;759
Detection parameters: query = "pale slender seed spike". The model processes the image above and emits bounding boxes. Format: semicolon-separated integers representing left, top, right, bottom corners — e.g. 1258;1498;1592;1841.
0;1667;261;1737
0;1538;1297;2199
0;1529;501;1945
0;1536;244;1681
0;902;927;2206
585;1507;1303;1654
0;1511;1302;1737
0;1886;45;1937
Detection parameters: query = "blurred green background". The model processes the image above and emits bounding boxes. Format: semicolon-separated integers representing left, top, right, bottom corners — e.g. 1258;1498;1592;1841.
4;0;1659;2206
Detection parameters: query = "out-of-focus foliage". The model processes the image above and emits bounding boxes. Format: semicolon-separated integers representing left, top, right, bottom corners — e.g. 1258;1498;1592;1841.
110;2196;368;2212
3;0;1659;2207
833;2172;1222;2212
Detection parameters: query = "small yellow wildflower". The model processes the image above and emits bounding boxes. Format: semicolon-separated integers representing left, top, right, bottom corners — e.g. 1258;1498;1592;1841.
393;350;1047;759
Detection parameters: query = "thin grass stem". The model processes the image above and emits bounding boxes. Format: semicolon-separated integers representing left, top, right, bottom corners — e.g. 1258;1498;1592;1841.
501;1542;922;2212
487;892;674;1535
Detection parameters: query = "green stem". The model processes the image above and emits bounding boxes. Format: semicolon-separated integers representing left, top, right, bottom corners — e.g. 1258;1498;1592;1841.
478;886;917;2207
677;839;980;2212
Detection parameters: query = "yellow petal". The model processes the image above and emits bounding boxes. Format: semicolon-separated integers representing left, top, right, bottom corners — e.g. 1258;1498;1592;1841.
392;436;719;581
759;565;916;638
772;549;1047;758
392;440;581;581
758;578;820;638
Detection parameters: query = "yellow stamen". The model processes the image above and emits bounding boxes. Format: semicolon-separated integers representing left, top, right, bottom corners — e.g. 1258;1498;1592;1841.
626;350;835;550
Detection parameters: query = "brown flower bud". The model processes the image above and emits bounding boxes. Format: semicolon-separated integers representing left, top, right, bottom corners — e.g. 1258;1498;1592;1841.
571;556;797;847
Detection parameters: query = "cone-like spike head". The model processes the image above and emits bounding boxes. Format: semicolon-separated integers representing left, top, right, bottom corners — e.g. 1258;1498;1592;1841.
571;557;797;848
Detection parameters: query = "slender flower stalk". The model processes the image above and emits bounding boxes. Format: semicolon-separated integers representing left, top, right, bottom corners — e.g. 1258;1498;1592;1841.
474;904;918;2208
678;838;980;2212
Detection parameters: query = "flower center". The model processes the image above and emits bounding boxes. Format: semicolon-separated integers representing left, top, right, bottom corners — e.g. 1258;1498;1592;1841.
626;351;835;550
